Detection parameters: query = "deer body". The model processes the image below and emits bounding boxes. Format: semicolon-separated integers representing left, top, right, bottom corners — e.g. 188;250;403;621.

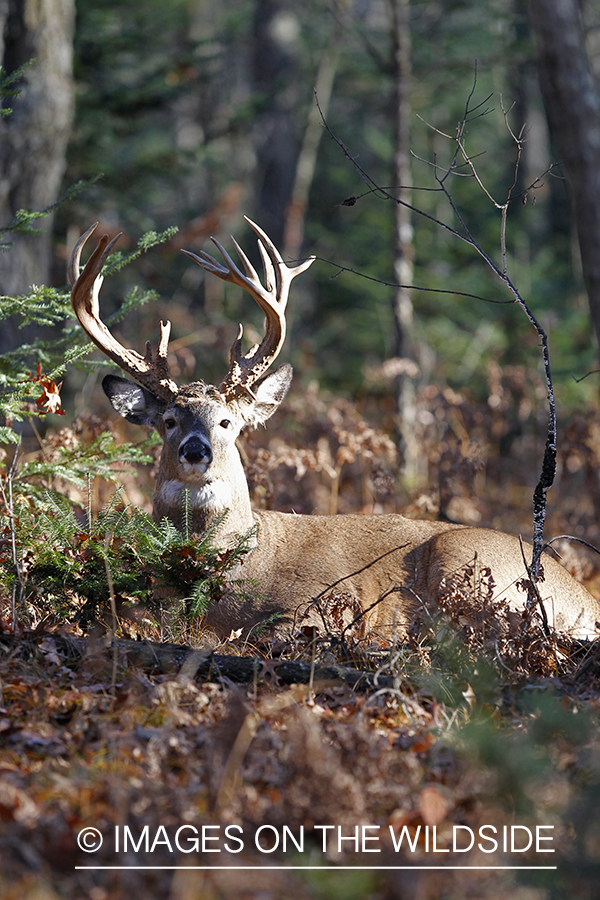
207;510;597;639
69;220;600;642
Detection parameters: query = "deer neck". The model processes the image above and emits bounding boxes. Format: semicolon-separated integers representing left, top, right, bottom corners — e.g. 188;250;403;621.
152;452;256;548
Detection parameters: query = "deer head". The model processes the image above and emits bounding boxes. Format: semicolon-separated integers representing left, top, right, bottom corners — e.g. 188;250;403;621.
69;222;600;643
69;219;315;536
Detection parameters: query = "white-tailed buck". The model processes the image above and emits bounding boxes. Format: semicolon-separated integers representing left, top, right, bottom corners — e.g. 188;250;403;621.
69;220;599;641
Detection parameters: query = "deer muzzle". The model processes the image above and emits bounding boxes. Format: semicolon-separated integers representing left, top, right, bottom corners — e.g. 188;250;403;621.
179;434;213;471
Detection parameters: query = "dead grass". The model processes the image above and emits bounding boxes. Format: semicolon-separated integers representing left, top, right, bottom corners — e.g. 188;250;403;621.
2;375;600;898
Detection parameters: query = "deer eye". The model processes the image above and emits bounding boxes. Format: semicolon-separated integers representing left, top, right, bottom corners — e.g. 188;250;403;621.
219;419;231;429
164;417;177;430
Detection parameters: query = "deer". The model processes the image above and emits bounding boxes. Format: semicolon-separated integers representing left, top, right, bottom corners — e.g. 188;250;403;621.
68;219;599;643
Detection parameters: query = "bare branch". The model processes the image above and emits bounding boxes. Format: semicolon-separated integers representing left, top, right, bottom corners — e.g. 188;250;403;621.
321;75;560;599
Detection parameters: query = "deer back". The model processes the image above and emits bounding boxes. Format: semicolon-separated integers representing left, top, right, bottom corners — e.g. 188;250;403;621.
69;220;600;643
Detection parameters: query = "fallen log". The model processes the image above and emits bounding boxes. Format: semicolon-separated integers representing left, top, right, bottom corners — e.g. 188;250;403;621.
0;631;397;692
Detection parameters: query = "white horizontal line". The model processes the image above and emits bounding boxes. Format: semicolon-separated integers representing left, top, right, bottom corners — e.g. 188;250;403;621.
75;865;557;871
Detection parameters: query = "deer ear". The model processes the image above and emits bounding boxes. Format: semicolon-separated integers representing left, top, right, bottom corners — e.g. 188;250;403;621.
102;374;165;428
240;363;293;426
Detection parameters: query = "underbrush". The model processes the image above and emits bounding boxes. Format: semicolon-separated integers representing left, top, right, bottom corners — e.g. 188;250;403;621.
3;364;600;641
2;358;600;899
1;597;599;899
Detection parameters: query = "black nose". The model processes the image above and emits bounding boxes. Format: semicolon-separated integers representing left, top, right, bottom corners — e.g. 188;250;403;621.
179;435;212;465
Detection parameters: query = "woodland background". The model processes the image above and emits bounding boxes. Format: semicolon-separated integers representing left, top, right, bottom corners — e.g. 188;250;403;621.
4;0;600;523
3;1;600;899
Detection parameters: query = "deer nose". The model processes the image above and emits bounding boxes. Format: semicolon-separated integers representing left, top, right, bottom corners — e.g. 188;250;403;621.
179;435;213;466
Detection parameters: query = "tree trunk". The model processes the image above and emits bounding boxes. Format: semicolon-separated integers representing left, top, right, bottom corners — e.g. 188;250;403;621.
283;4;348;262
390;0;418;478
251;0;300;249
0;0;75;346
528;0;600;364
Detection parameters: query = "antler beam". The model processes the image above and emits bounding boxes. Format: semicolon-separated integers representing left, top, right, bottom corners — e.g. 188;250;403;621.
182;216;315;400
69;224;178;402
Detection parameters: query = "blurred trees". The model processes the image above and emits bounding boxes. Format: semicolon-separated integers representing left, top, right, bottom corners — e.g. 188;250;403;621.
0;0;75;350
390;0;417;473
529;0;600;365
3;0;598;415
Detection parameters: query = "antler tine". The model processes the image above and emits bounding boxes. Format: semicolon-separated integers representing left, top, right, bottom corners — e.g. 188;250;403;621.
181;217;315;400
182;237;266;302
68;222;102;286
243;216;316;296
69;226;178;402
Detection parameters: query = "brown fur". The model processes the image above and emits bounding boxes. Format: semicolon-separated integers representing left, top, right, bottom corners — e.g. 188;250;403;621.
73;223;599;644
102;372;599;642
202;510;599;641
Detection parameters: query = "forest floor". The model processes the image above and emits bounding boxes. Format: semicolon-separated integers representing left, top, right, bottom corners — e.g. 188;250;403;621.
1;621;599;900
2;378;600;900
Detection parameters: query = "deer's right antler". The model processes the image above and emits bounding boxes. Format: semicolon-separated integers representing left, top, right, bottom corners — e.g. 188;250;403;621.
182;217;315;401
69;224;178;402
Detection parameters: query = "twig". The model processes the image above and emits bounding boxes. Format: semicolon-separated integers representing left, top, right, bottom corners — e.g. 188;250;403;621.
518;535;550;636
543;534;600;557
341;584;408;643
103;530;119;694
315;256;512;304
320;70;560;615
300;543;411;634
572;368;600;383
312;543;411;602
0;440;26;628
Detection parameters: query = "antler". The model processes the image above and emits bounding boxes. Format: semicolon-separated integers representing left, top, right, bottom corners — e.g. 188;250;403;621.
182;216;315;401
69;223;178;402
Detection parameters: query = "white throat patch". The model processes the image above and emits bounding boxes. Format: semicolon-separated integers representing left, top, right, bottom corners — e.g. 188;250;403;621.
156;479;232;512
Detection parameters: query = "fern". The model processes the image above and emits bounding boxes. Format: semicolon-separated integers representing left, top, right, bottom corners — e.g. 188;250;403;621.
0;187;177;440
0;60;35;128
5;431;158;506
0;482;250;634
0;63;223;637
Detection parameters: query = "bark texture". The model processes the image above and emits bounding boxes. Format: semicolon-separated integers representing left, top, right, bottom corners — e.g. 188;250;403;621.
390;0;419;477
251;0;300;247
528;0;600;360
0;0;75;327
0;632;396;692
